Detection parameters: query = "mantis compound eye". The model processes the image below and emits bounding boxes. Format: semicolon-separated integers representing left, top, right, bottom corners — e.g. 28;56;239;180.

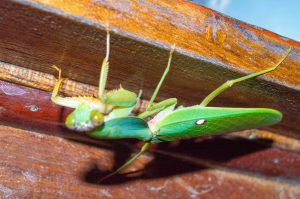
65;113;76;129
90;110;104;127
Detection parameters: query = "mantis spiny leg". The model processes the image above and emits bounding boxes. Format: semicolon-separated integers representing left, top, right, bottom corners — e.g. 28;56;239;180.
199;47;292;107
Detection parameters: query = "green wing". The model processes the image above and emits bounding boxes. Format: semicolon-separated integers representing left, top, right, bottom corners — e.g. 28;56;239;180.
88;117;152;141
155;106;282;142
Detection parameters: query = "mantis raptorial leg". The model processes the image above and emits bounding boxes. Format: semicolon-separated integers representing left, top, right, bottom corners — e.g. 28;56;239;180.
199;47;292;107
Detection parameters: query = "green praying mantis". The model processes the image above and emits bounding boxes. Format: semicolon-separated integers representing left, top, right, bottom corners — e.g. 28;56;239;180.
51;25;292;182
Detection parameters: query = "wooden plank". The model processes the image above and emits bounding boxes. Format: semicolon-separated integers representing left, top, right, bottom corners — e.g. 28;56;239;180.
0;125;299;198
0;0;299;137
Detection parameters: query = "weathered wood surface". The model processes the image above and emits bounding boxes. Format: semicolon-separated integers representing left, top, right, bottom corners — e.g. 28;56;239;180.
0;0;299;137
0;124;300;199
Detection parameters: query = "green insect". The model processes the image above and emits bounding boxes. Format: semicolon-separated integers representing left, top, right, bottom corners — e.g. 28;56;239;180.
51;24;140;131
86;46;291;181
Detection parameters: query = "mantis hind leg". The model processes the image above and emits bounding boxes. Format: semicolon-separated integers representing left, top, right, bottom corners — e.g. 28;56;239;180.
98;142;151;182
199;47;292;107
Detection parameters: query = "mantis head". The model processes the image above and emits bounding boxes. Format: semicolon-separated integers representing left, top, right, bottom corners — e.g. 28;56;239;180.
65;101;104;131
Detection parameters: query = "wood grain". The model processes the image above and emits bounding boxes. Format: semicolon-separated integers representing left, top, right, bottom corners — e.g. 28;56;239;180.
0;125;299;198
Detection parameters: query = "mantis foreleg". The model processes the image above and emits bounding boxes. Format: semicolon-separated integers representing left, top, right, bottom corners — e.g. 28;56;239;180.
199;47;292;107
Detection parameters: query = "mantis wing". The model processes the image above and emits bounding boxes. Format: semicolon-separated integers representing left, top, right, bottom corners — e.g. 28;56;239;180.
155;106;282;142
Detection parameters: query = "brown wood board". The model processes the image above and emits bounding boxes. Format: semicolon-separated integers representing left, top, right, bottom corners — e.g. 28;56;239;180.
0;124;299;198
0;0;299;137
